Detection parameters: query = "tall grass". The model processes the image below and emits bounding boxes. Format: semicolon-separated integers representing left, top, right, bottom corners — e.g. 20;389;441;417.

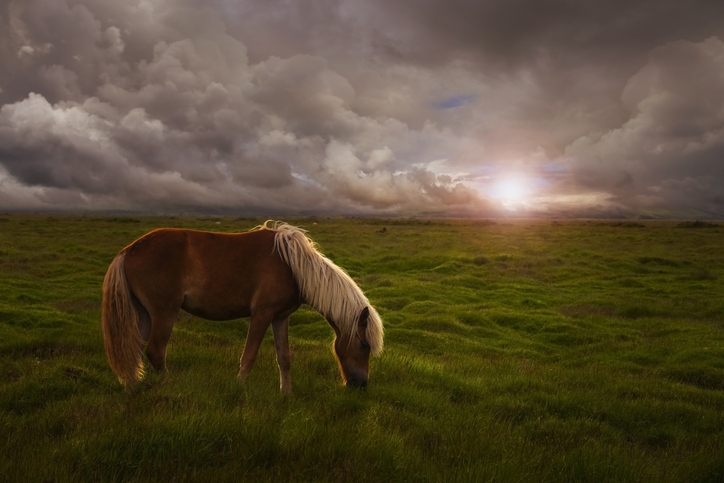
1;215;724;481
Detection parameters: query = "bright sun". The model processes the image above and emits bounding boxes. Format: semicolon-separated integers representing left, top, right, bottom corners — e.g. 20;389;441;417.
492;177;528;202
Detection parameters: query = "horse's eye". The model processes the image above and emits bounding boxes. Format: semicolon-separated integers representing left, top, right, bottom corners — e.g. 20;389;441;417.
360;340;370;350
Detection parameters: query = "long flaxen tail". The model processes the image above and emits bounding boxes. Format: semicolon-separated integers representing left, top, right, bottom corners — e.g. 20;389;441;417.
101;251;145;385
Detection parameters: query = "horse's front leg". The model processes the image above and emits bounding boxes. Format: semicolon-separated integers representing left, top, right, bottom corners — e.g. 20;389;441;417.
238;311;273;382
271;316;292;395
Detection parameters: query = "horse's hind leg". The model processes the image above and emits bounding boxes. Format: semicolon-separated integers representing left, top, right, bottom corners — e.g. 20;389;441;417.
271;317;292;394
145;310;178;372
132;295;152;346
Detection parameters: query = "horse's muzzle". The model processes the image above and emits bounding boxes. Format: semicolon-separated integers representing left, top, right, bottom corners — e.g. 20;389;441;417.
346;378;368;389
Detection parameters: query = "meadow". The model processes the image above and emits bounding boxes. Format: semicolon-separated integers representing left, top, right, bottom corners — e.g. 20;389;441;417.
1;214;724;482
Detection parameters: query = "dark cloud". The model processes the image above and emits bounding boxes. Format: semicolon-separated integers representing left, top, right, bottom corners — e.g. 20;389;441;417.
366;0;724;67
565;37;724;216
0;0;722;216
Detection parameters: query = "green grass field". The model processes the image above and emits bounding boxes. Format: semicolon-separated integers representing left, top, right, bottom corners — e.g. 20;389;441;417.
1;215;724;482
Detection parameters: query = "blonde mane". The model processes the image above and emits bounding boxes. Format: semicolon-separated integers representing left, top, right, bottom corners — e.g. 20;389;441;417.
261;221;384;356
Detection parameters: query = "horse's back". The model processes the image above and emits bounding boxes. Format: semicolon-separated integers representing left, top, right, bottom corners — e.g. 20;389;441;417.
124;227;276;271
123;228;298;320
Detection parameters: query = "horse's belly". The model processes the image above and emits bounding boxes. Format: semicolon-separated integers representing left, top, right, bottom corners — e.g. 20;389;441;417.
181;296;251;321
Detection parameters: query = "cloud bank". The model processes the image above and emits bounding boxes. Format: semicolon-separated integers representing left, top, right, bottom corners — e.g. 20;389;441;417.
1;0;723;216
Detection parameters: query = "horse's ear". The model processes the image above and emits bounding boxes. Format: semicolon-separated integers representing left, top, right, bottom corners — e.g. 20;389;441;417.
358;306;369;329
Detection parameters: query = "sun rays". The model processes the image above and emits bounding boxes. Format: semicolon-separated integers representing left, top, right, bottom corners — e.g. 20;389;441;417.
490;175;531;209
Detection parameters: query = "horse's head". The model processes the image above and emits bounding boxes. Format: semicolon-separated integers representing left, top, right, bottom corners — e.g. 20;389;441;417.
331;306;372;388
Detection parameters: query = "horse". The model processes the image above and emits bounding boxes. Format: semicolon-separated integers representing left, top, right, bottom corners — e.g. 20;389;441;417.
101;221;383;394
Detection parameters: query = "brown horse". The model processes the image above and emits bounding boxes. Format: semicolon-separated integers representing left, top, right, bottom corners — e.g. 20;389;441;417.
101;221;383;394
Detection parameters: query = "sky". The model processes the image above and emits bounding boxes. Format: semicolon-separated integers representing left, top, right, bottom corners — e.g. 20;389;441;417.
1;0;724;217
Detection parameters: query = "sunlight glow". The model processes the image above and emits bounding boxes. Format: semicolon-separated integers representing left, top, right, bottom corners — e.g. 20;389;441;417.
491;177;529;208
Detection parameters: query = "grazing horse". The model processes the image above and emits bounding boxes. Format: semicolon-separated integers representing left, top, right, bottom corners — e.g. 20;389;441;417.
101;221;383;393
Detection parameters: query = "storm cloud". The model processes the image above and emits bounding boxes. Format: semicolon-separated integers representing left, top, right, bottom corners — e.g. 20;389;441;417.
1;0;723;216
